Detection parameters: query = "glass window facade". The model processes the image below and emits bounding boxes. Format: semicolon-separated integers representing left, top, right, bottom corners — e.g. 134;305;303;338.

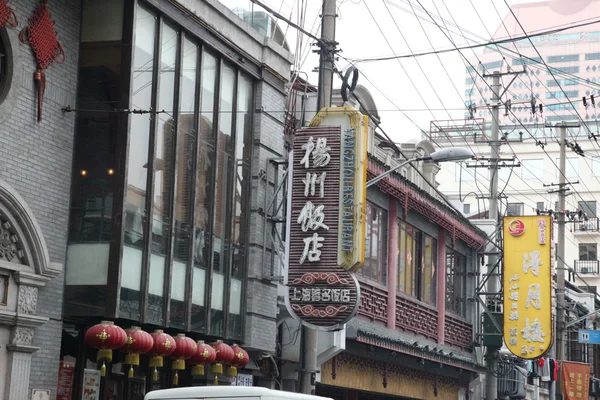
586;53;600;61
65;3;254;338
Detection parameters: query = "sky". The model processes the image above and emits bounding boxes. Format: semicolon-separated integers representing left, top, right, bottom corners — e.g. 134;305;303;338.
217;0;550;143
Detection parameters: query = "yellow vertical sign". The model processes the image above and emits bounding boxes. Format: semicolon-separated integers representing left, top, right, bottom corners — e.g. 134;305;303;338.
503;215;553;359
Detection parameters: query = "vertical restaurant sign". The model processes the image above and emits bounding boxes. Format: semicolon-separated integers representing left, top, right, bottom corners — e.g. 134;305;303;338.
57;361;75;400
503;215;553;359
286;123;361;331
308;106;368;272
561;361;590;400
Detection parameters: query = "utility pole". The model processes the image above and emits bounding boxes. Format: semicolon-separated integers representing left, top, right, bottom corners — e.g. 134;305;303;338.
299;0;336;394
482;70;524;400
554;121;580;400
484;71;501;400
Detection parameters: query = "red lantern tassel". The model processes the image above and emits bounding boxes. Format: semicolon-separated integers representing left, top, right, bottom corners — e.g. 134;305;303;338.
100;360;106;377
173;371;179;386
153;367;158;382
34;69;45;122
128;366;134;378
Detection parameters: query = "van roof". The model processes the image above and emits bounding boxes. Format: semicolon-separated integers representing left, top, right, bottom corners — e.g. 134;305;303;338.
145;387;333;400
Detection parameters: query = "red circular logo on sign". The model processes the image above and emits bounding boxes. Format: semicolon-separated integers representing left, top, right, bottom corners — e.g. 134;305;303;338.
508;219;526;236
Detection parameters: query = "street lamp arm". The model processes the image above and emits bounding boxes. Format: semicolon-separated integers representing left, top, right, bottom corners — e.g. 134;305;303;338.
366;157;427;188
365;147;474;189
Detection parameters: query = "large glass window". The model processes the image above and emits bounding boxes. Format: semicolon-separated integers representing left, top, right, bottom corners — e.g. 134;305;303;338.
228;74;252;339
65;0;125;317
210;63;236;337
191;50;218;332
170;37;199;328
121;5;157;320
359;203;388;284
147;22;179;326
446;250;466;316
69;3;256;335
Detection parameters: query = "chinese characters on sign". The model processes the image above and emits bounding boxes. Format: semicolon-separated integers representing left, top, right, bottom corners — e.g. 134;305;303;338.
561;361;590;400
287;125;360;330
503;216;553;359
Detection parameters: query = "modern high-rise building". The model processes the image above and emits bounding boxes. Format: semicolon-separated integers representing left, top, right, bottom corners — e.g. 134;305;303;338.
431;0;600;383
463;0;600;126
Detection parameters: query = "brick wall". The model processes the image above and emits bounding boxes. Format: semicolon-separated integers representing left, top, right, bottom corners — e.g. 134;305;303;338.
244;77;287;352
0;0;80;396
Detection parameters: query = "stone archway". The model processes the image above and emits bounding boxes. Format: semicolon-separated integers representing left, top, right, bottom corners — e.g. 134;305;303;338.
0;179;62;400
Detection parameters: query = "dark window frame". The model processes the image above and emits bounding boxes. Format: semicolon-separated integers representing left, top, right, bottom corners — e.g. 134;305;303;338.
445;248;466;316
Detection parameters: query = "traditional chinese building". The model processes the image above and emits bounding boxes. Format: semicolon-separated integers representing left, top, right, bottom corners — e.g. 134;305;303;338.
0;0;293;398
279;85;488;399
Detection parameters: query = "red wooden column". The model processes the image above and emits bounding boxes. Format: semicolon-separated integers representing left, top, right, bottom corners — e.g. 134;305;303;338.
437;227;447;344
387;198;398;329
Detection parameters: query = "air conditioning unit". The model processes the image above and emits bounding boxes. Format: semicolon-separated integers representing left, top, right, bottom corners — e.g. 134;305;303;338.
581;267;590;274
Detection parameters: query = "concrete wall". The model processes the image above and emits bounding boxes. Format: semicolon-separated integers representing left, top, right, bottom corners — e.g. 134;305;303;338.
0;0;80;396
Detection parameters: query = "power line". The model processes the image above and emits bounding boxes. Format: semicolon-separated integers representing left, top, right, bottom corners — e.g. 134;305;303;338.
348;16;600;63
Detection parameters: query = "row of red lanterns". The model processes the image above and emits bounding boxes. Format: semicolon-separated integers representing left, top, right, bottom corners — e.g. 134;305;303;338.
84;321;249;385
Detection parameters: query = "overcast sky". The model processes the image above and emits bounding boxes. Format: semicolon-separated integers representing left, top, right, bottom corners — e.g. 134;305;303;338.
220;0;551;143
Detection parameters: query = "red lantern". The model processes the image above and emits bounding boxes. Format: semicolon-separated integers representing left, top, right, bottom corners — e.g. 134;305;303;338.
122;327;153;378
84;321;127;377
211;340;234;384
148;330;176;382
169;334;197;385
190;340;216;376
226;344;249;377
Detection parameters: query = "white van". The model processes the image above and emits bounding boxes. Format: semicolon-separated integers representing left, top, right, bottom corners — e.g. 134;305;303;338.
144;387;334;400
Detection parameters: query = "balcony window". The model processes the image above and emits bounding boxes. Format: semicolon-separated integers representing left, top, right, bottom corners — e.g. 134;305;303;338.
359;203;388;284
397;221;437;305
446;250;466;316
579;243;597;261
506;203;524;216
